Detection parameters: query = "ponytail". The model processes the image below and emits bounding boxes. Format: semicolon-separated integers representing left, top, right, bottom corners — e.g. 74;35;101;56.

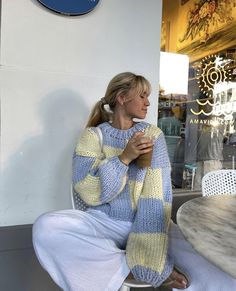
85;99;111;127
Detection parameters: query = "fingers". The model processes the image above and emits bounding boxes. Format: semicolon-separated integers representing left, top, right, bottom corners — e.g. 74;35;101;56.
121;132;154;164
138;144;153;155
131;132;154;148
163;269;188;289
129;132;144;145
133;131;145;138
163;279;187;289
171;279;187;289
172;269;188;287
133;140;153;155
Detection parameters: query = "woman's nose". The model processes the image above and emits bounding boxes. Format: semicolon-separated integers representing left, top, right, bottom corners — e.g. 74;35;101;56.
145;99;150;106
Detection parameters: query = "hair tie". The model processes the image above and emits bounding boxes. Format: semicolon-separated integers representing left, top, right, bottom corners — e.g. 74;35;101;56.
100;97;107;105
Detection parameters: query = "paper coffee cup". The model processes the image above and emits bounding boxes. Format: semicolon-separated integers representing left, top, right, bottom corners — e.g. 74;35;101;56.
136;148;153;168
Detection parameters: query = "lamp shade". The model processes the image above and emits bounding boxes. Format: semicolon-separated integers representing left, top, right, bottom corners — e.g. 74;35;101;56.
159;52;189;95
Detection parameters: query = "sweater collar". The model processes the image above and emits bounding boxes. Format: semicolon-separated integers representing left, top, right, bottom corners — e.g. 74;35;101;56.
99;121;149;140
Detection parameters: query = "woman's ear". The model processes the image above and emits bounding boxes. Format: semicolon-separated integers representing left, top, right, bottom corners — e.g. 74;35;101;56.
116;94;126;106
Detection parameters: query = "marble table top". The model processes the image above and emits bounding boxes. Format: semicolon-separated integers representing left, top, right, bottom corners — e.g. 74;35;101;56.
177;195;236;279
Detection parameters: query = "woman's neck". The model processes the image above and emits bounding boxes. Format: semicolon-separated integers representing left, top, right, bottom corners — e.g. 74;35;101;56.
111;115;134;130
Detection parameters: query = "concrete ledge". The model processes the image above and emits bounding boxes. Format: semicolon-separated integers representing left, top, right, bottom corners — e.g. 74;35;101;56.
0;224;32;251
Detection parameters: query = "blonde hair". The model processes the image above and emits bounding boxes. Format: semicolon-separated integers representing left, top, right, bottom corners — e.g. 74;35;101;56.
86;72;151;127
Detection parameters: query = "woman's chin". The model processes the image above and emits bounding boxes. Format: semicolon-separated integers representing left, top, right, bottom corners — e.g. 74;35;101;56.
140;113;147;119
132;113;147;120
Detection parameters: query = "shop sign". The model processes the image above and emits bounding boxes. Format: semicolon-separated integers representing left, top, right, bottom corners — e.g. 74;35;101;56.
191;99;236;121
189;118;234;126
196;55;233;97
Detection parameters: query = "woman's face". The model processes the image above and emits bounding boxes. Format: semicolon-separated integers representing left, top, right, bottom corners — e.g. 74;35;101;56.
123;88;150;120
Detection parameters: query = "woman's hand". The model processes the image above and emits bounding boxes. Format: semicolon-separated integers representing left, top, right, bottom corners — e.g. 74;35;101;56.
119;131;153;165
162;268;189;289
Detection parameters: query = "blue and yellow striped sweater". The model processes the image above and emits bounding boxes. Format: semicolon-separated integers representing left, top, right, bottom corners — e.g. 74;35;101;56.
72;121;173;287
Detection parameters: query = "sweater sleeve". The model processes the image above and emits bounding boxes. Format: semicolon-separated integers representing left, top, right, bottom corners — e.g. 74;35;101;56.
126;128;173;287
72;127;128;206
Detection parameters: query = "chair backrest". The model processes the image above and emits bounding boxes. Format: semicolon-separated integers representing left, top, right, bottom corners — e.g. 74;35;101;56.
71;184;88;211
202;169;236;196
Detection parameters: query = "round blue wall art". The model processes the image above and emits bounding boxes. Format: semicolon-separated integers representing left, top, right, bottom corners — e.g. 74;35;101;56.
37;0;100;16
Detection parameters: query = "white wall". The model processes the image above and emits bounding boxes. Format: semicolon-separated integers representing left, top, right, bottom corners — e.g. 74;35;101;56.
0;0;163;226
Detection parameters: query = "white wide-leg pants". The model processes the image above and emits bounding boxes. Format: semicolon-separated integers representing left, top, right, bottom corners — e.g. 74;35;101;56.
33;209;236;291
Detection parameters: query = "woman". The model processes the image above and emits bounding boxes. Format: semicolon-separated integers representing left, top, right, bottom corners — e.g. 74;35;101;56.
33;72;236;291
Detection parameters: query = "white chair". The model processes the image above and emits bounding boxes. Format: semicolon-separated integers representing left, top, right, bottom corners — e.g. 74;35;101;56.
71;186;153;291
202;169;236;196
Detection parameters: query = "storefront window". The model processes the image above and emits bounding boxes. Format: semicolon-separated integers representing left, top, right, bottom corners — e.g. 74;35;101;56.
159;0;236;192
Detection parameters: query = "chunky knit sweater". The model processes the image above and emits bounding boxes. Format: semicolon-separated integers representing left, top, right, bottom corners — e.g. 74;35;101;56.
72;121;173;287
